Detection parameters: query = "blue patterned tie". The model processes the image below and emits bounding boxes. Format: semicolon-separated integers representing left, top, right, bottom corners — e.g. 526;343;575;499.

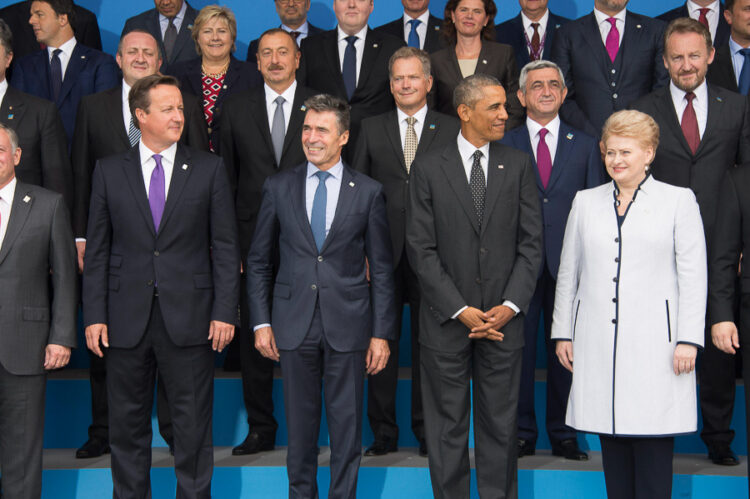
408;19;421;48
311;170;331;251
342;36;357;100
739;48;750;95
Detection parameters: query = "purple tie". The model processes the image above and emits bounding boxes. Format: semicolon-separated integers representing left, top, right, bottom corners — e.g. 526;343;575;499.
149;154;166;231
537;128;552;189
605;17;619;63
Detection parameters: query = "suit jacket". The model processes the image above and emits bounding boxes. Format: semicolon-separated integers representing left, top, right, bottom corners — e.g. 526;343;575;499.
219;83;316;258
71;85;209;238
247;162;397;352
495;11;570;70
246;22;324;64
0;182;76;375
430;40;524;129
707;43;739;93
168;56;263;153
297;28;405;161
352;108;460;267
10;43;119;145
631;83;750;246
552;11;669;136
1;86;73;211
82;145;240;348
121;2;199;73
499;119;604;279
406;139;543;352
657;2;730;48
375;13;447;53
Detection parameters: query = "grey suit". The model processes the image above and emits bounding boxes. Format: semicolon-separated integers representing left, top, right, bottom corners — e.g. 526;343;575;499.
406;139;542;498
0;181;76;499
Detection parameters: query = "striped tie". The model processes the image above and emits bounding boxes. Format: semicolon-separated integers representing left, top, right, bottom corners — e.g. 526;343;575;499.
128;116;141;147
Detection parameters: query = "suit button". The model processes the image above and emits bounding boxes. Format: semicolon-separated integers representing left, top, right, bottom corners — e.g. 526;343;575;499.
615;257;619;262
612;277;618;282
612;319;617;324
154;250;160;256
543;198;549;203
612;297;617;303
480;248;487;254
147;280;154;286
611;69;616;74
613;93;618;99
207;127;212;134
475;278;481;284
317;256;323;262
311;284;317;290
405;179;409;184
611;82;616;87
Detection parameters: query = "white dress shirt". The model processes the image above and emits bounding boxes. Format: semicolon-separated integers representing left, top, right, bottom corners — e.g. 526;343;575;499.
337;25;368;85
159;0;188;37
521;10;549;57
281;21;310;46
396;104;427;150
47;36;77;79
686;0;719;43
139;141;176;199
593;8;626;47
305;160;343;232
0;78;8;109
121;80;133;134
670;80;708;138
526;114;560;164
264;80;297;134
729;37;749;87
402;10;430;49
0;176;16;251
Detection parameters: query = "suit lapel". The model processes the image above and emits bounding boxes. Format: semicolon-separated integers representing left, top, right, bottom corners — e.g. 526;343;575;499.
475;42;492;75
105;87;131;149
158;145;192;233
321;167;357;252
416;110;441;156
385;111;406;171
251;89;276;161
280;87;307;160
0;183;33;266
542;15;563;60
0;87;27;129
657;87;694;157
618;12;645;67
580;14;610;68
324;31;349;98
516;126;544;191
58;44;86;104
290;164;317;252
356;29;380;96
170;10;195;63
482;142;507;234
696;86;724;157
441;145;480;234
547;123;574;192
122;147;157;236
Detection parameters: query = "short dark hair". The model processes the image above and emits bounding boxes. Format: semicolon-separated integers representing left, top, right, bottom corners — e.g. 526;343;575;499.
129;74;180;129
664;17;713;54
454;73;502;110
442;0;497;43
303;94;350;134
0;18;12;55
726;0;736;12
389;46;431;79
257;28;299;54
36;0;76;26
117;29;158;56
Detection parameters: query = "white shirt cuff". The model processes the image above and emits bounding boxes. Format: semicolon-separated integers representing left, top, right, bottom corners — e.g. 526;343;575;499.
503;300;520;315
253;323;271;332
452;305;468;319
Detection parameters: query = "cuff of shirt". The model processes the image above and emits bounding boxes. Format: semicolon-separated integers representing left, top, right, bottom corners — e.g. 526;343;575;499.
75;237;86;243
253;323;271;332
452;306;468;320
502;300;520;315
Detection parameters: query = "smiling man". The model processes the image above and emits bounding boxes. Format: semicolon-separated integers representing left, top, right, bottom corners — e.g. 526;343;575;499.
246;0;323;63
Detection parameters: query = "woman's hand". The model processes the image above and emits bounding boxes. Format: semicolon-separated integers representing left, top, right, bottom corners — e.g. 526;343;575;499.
673;344;697;375
556;341;573;373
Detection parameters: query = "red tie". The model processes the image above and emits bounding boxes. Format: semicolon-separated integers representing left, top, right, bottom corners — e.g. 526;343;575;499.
530;23;541;61
681;92;700;154
605;18;619;63
537;128;552;188
697;8;710;30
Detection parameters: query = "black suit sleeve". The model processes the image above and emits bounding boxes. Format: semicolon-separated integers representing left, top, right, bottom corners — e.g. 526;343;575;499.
218;100;238;196
365;184;398;340
38;99;74;218
82;161;112;327
246;178;279;327
74;8;103;51
738;98;750;165
71;98;94;238
48;194;78;348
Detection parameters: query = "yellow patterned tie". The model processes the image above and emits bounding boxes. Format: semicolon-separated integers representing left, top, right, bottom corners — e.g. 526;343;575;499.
404;116;418;173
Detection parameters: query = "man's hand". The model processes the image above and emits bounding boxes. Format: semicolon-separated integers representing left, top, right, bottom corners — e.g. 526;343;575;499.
255;326;280;361
673;343;697;375
460;306;504;341
556;341;573;373
44;344;71;370
76;241;86;272
712;321;740;355
85;323;109;357
469;305;515;340
366;338;390;375
208;320;235;352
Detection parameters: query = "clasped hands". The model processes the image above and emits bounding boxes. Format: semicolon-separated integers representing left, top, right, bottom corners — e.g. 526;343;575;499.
458;305;515;342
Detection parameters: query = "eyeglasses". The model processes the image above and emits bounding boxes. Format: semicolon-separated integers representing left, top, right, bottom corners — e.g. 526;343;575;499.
275;0;306;5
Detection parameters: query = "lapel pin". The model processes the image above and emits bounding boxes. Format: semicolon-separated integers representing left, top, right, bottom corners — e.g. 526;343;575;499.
555;24;561;28
498;164;504;169
435;26;440;30
373;43;379;48
81;55;86;59
187;24;193;29
636;24;642;29
716;96;723;102
7;114;13;120
566;133;574;140
222;84;227;89
23;195;30;203
482;59;488;65
182;164;188;170
429;124;436;129
349;181;355;187
301;105;307;111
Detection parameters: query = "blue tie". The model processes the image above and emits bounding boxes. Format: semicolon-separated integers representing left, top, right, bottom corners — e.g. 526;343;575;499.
311;170;331;252
739;48;750;95
50;48;62;101
342;36;357;100
408;19;421;48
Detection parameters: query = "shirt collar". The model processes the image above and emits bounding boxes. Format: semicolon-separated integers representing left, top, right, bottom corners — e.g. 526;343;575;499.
337;25;369;43
0;79;8;104
686;0;718;15
457;131;490;163
521;10;549;31
307;160;344;180
0;176;16;205
264;80;297;106
282;21;308;36
139;140;178;166
526;114;561;141
159;0;187;23
122;79;132;103
594;7;626;25
669;79;708;105
729;36;747;54
396;104;428;125
48;36;76;59
403;10;430;25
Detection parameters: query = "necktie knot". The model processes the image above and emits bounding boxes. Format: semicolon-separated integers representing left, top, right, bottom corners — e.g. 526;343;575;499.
290;31;301;41
274;95;285;106
685;91;696;103
406;116;417;126
409;19;421;29
606;17;617;29
153;154;163;167
539;128;548;141
345;35;357;47
52;48;62;59
531;22;540;33
741;48;750;58
167;16;176;27
472;150;483;163
314;170;331;183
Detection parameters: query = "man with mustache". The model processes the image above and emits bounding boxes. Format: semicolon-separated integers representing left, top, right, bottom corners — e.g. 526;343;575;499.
632;17;750;467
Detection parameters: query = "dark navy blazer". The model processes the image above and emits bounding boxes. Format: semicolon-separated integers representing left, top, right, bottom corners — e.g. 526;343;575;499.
495;12;570;70
657;2;730;48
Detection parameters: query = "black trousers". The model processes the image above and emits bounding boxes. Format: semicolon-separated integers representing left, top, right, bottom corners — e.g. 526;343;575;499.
0;363;45;499
366;252;424;443
279;304;366;499
738;293;750;495
107;296;214;499
517;267;575;444
599;435;674;499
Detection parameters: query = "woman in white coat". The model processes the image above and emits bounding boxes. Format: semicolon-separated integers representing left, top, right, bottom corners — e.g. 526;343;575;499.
551;110;707;498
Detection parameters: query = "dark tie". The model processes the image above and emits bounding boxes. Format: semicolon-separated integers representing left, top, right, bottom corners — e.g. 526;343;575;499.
681;92;700;155
342;35;357;100
128;116;141;148
407;19;421;48
163;17;177;61
739;48;750;95
470;150;486;227
697;8;710;30
605;18;619;63
271;96;286;165
530;23;541;61
149;154;166;231
50;48;62;101
311;170;331;251
537;128;552;188
290;31;301;41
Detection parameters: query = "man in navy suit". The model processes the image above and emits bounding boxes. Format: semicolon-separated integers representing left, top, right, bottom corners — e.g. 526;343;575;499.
658;0;730;47
551;0;669;137
10;0;118;145
495;0;569;70
376;0;446;54
246;0;323;64
707;0;750;94
500;59;604;462
247;94;397;499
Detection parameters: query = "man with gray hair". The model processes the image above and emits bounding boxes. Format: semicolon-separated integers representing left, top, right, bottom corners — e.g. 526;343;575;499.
501;59;604;461
407;74;543;498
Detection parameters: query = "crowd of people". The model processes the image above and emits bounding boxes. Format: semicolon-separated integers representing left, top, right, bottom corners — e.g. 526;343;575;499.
0;0;749;498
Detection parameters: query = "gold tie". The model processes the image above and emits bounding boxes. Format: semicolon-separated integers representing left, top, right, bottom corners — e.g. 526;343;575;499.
404;116;418;173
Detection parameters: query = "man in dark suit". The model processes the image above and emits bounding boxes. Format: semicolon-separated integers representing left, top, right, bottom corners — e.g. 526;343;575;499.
220;28;315;457
0;122;76;499
247;93;397;499
297;0;405;163
376;0;446;53
551;0;669;136
10;0;118;145
495;0;569;70
707;0;750;94
658;0;730;47
246;0;323;64
71;29;207;460
121;0;199;73
406;74;543;498
352;46;459;458
82;74;239;498
0;19;72;211
631;17;750;467
500;59;603;461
